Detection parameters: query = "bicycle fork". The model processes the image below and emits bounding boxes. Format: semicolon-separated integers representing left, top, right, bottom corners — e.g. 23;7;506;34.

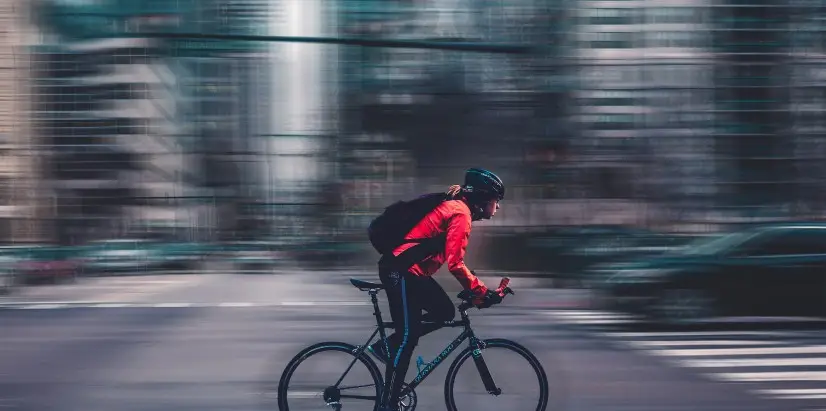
470;339;502;396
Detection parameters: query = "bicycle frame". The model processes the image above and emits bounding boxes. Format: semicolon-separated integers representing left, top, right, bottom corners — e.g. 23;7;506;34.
343;289;489;397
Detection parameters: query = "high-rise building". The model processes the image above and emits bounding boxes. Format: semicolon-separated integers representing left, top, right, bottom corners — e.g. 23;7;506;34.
30;38;200;243
0;0;44;242
789;1;826;211
570;0;718;209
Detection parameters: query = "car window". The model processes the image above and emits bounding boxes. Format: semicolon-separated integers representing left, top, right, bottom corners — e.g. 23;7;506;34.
734;229;826;256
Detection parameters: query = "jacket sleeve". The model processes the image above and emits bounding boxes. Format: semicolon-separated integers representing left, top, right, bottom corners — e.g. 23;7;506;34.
445;210;488;296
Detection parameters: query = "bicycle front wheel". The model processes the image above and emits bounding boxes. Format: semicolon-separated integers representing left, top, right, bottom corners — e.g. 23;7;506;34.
277;341;383;411
444;338;551;411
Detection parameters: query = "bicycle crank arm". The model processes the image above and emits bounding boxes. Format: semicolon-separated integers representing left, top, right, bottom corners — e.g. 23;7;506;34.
472;352;502;396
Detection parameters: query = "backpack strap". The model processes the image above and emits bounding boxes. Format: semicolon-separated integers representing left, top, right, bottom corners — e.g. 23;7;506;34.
381;233;446;271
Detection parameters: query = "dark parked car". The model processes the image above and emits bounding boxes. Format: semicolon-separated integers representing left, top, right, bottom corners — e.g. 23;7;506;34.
590;223;826;323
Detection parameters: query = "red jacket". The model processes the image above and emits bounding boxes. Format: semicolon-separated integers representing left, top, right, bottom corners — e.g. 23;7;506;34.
392;199;488;296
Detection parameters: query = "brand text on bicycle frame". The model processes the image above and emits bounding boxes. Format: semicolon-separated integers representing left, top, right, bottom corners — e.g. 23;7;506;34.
410;329;471;386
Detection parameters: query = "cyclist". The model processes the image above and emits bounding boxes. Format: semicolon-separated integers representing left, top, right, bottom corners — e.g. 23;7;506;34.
370;167;506;411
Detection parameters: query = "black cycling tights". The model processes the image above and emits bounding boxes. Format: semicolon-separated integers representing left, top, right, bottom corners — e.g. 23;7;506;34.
378;268;455;409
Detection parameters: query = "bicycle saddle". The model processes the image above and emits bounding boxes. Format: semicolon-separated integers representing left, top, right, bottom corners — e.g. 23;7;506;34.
350;278;385;291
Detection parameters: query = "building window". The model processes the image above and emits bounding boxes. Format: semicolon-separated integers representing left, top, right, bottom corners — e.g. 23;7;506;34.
646;31;708;48
0;180;11;206
579;8;638;25
581;66;643;86
583;114;640;130
581;31;637;49
646;7;707;24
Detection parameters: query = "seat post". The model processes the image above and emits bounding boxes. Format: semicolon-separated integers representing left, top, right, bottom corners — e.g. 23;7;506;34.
369;290;388;339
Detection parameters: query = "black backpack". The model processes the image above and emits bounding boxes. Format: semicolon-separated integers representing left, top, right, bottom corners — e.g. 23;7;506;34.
368;192;447;266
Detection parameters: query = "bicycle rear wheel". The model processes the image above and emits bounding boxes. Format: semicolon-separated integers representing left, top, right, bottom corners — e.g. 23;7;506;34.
277;341;383;411
444;338;551;411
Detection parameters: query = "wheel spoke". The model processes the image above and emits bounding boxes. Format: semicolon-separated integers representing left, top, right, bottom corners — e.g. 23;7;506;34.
276;342;383;411
339;394;377;401
445;339;551;411
340;383;377;390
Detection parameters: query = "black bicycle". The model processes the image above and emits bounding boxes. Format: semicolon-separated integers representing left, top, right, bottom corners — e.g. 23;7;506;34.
276;277;550;411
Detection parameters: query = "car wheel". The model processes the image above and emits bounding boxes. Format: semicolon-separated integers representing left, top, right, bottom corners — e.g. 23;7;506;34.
650;288;716;324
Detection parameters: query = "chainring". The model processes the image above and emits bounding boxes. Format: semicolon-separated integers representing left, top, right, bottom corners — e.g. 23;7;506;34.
398;383;417;411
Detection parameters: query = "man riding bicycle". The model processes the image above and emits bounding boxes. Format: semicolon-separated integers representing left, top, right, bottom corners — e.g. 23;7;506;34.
370;168;507;411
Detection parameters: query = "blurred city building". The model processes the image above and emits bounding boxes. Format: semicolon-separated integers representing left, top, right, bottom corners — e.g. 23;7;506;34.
0;0;45;243
28;0;269;244
5;0;826;260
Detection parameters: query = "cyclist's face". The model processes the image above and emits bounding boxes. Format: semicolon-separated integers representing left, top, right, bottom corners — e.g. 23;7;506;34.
482;198;500;219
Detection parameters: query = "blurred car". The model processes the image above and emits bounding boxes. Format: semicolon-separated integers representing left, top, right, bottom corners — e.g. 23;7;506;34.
10;245;82;284
223;240;285;271
561;233;702;282
79;239;166;274
0;246;26;292
0;253;16;293
482;224;655;275
590;223;826;323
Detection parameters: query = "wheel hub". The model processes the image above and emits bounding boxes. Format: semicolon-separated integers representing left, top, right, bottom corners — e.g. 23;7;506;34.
322;386;341;404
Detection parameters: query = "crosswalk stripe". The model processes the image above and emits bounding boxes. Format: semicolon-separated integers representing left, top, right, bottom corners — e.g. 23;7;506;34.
553;318;639;324
758;394;826;400
624;340;788;347
543;311;640;324
756;388;826;399
651;346;826;357
557;309;826;404
712;371;826;382
546;310;636;319
680;358;826;368
600;331;796;338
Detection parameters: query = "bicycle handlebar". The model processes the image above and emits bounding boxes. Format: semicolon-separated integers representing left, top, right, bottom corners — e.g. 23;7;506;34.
457;277;515;312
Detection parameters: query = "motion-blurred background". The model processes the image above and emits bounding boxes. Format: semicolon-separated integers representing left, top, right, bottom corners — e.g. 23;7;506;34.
4;3;826;410
0;0;824;313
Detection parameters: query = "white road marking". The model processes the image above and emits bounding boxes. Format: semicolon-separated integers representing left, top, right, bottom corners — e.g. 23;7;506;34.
650;346;826;357
18;304;68;310
0;301;374;309
599;331;797;338
679;357;826;368
218;302;255;307
755;388;826;400
712;371;826;382
152;303;194;308
90;303;133;308
624;340;788;348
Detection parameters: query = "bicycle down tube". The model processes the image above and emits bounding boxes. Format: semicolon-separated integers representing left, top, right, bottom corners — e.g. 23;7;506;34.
344;288;503;400
381;317;500;396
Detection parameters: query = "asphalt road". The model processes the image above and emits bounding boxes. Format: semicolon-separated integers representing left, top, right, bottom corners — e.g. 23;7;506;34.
0;270;824;411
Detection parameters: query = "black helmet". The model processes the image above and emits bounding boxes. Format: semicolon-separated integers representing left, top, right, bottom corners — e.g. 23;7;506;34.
463;168;505;201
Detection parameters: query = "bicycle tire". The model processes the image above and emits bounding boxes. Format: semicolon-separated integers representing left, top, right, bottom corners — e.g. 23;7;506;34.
443;338;549;411
277;341;383;411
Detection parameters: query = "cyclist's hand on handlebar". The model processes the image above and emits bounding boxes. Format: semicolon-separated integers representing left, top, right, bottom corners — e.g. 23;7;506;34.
472;277;514;309
473;289;503;309
457;277;513;310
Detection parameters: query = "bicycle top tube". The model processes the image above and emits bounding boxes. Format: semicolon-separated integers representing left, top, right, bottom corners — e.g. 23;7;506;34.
381;319;468;329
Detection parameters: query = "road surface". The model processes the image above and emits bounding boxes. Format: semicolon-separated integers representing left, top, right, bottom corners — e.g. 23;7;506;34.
0;270;824;411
